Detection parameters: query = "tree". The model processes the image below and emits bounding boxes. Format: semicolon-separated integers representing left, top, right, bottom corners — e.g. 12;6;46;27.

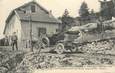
63;9;69;17
79;1;89;17
61;9;75;31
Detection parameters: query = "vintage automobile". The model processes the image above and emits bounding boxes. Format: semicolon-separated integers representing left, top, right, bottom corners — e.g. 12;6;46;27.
54;31;80;54
33;23;100;54
33;22;115;54
32;29;80;54
54;23;98;54
54;21;115;54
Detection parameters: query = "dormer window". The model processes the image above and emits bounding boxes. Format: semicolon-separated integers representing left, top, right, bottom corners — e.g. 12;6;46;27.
31;5;36;13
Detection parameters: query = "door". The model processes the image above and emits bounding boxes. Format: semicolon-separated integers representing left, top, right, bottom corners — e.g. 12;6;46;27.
38;27;46;37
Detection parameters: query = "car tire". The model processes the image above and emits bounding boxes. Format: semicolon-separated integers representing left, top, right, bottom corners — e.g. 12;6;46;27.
55;43;64;54
71;45;77;52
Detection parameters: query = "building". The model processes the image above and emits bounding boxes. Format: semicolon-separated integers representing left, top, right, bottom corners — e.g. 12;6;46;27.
99;0;114;20
112;0;115;17
3;1;61;49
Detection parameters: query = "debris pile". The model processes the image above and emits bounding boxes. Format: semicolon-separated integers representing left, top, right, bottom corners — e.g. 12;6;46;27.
15;52;74;73
0;40;115;73
14;51;114;73
0;51;24;73
79;40;115;55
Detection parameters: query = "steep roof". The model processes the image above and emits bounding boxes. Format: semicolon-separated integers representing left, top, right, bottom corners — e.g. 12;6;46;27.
4;1;61;34
6;1;61;24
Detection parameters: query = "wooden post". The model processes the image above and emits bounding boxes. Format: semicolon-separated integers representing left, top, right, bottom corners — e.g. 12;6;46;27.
29;14;33;52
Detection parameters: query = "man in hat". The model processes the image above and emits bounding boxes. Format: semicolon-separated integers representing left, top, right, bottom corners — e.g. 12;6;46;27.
11;32;18;51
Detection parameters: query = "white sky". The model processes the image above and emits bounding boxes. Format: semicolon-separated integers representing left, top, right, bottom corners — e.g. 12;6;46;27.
0;0;101;36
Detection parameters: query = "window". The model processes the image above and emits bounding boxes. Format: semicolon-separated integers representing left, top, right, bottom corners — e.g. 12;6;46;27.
31;5;36;13
38;28;46;36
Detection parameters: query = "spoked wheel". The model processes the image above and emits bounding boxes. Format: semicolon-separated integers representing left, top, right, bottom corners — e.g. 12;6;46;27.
55;43;64;54
42;37;50;47
70;45;77;52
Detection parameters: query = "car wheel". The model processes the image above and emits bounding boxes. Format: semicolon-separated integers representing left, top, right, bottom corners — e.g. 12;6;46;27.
55;43;64;54
70;45;77;52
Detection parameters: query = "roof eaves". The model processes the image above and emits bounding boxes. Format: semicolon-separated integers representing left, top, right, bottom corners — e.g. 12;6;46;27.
6;10;15;24
20;19;62;24
4;10;15;34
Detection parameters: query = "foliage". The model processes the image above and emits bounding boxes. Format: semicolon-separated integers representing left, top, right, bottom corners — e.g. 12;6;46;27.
59;9;75;31
79;1;89;17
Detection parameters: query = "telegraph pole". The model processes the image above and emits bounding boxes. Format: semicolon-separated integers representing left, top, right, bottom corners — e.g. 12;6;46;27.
28;8;33;52
29;14;33;52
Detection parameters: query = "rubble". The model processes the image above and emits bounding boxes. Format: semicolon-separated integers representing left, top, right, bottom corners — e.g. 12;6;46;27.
14;50;114;73
0;40;115;73
81;40;115;55
0;50;25;73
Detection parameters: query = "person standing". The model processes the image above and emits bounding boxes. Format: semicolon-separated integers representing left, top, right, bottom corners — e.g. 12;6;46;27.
11;32;18;51
4;35;9;46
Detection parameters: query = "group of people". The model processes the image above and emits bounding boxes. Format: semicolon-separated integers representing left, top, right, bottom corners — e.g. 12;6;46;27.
2;32;18;51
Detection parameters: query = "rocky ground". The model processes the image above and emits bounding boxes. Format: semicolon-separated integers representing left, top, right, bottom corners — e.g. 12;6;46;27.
0;48;25;73
0;41;115;73
14;51;115;73
0;50;114;73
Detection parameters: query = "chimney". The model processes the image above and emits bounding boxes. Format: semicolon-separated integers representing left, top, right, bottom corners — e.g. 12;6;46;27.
49;10;53;17
49;10;52;14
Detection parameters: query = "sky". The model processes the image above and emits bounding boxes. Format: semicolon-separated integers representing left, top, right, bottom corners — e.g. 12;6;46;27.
0;0;101;36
